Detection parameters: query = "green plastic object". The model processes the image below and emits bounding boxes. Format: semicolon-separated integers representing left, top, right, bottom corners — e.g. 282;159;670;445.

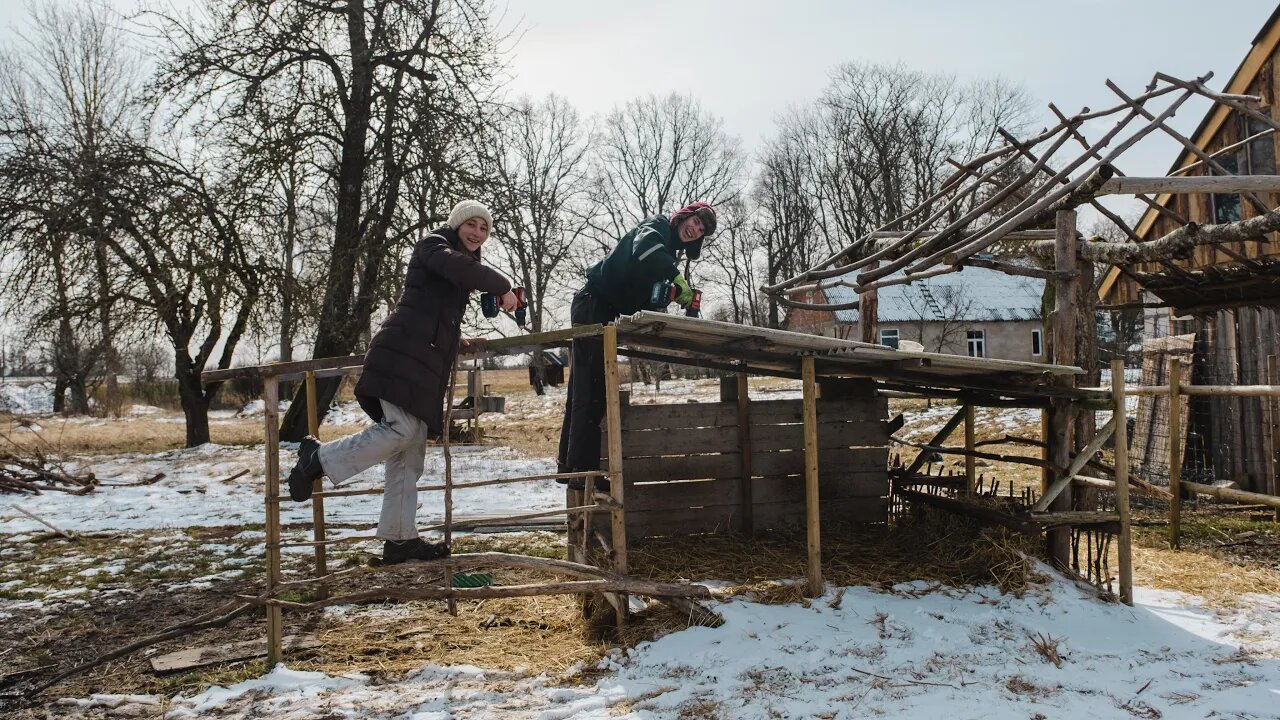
452;572;495;588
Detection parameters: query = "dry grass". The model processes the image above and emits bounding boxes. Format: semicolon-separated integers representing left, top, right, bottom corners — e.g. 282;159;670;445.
630;513;1045;601
0;414;369;454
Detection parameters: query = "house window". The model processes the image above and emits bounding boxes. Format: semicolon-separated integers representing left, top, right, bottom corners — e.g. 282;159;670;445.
966;330;986;358
1244;112;1276;175
1212;155;1243;224
879;328;900;349
1032;329;1043;357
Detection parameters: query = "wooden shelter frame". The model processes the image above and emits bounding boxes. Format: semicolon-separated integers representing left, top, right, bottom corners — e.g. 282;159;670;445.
200;312;1127;665
760;71;1280;580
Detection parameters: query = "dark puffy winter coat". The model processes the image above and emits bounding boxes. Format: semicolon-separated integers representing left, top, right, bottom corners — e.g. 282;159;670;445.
584;215;686;315
355;227;511;433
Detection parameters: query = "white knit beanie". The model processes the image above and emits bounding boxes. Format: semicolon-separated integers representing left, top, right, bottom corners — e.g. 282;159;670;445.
447;199;493;230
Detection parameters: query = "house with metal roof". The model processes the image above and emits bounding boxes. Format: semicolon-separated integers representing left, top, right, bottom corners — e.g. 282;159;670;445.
786;265;1047;363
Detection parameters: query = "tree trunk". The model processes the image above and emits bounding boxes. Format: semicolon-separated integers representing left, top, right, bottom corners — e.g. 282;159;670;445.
530;351;546;396
177;366;212;447
53;377;67;414
279;1;376;442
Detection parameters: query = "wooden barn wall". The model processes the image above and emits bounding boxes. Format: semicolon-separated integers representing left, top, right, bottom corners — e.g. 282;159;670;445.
599;395;890;538
1107;42;1280;306
1189;307;1279;492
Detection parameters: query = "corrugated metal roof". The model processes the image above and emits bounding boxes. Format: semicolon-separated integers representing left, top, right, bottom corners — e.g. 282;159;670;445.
823;266;1043;324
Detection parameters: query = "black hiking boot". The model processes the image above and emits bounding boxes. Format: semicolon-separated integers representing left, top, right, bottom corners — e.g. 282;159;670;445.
287;435;324;502
382;538;451;565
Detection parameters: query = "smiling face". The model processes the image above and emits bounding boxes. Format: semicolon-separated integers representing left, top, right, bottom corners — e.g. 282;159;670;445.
457;216;490;252
678;215;705;243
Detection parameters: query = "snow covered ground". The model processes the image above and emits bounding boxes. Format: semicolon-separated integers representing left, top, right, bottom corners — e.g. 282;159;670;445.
6;378;1280;718
62;573;1280;719
0;442;559;535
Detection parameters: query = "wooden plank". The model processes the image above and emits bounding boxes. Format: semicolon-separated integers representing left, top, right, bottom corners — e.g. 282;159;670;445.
617;421;888;457
803;357;823;597
151;635;318;674
1113;359;1133;606
603;325;627;628
621;398;886;430
1047;208;1077;570
621;447;888;482
625;473;888;513
1032;416;1116;512
613;497;888;538
904;406;967;476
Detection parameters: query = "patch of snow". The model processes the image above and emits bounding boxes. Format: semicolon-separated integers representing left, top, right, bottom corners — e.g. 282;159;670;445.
152;575;1280;719
0;382;54;414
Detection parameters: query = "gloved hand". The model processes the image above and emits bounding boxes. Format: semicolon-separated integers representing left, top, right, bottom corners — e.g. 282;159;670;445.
497;290;519;312
672;274;693;306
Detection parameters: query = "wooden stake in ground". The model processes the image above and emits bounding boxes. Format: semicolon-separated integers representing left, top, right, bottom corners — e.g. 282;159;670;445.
1046;209;1078;570
263;378;284;665
1112;359;1133;605
443;361;459;617
12;505;76;540
802;356;823;597
603;324;628;628
964;405;976;494
305;370;328;600
1269;355;1279;523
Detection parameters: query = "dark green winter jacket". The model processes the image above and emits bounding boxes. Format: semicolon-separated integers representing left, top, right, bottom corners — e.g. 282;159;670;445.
584;215;684;315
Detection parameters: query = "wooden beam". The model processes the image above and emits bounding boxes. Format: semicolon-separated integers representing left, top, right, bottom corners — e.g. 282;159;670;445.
305;371;328;600
1046;209;1078;569
802;356;823;597
603;325;628;628
964;405;976;494
904;406;967;475
262;378;283;666
1032;416;1116;512
1096;175;1280;195
736;373;755;535
1112;359;1133;605
1269;356;1280;523
1181;479;1280;509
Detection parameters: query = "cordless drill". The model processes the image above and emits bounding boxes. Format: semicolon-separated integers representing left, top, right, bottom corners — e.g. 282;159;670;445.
649;281;703;318
481;287;528;326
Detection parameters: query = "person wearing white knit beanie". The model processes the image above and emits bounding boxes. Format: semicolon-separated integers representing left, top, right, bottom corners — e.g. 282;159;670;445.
285;197;516;565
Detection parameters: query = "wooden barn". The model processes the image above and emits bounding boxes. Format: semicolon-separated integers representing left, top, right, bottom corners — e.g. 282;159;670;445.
1098;7;1280;494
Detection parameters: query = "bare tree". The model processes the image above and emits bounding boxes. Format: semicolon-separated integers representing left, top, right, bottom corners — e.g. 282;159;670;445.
0;1;143;416
483;94;592;392
588;93;746;249
149;0;508;439
700;197;767;326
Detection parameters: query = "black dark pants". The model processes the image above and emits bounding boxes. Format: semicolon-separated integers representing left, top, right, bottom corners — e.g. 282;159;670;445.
557;289;619;473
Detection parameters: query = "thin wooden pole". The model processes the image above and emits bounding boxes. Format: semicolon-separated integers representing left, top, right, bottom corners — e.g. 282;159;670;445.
603;324;628;627
1112;359;1133;605
443;362;458;617
1169;356;1183;548
304;370;327;600
736;372;754;534
1269;355;1280;523
262;378;284;665
802;356;823;597
964;405;976;495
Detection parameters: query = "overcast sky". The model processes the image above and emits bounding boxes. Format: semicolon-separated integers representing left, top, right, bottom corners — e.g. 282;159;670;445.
0;0;1275;201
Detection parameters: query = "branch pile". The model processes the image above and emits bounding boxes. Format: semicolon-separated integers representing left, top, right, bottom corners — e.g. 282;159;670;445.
0;451;97;495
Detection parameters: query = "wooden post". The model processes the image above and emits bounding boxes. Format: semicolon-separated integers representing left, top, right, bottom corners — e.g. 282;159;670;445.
1169;356;1183;548
1047;209;1078;569
603;325;628;627
263;378;284;666
1269;355;1280;523
737;373;755;534
802;356;823;597
305;371;328;600
1112;359;1133;605
964;405;976;495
